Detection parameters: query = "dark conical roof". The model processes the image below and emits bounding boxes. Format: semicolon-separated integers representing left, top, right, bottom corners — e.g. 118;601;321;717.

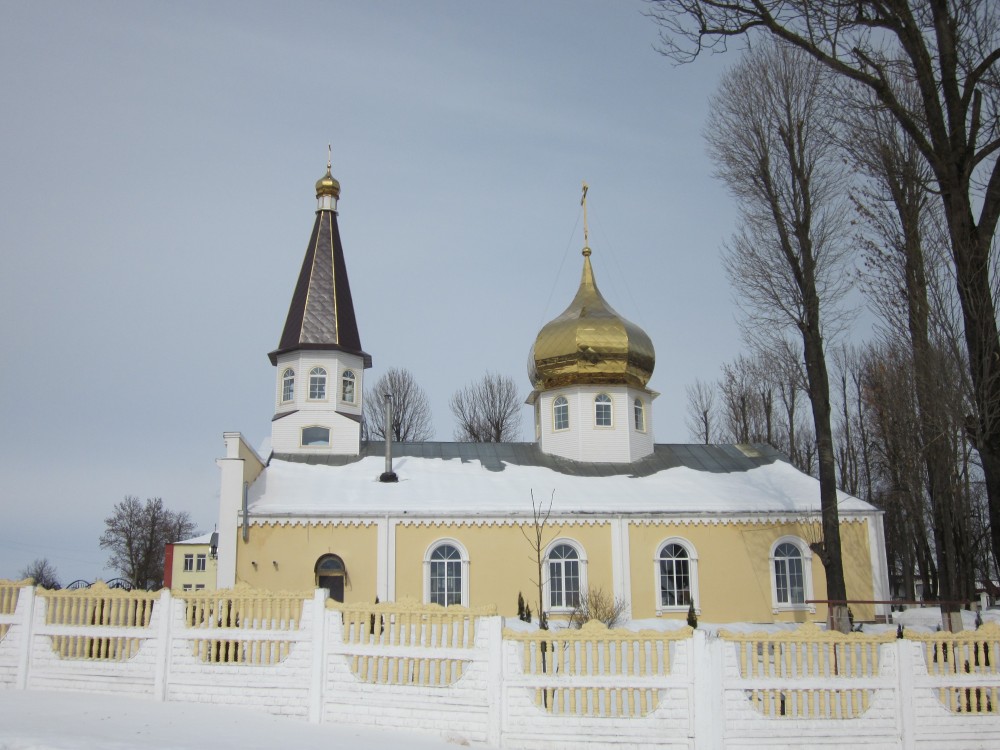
268;172;371;367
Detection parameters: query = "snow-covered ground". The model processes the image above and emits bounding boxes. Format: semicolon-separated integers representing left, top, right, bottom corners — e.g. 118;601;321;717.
0;690;483;750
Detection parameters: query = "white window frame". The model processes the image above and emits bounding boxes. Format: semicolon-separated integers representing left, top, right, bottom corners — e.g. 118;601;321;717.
634;398;645;432
341;369;356;404
595;393;613;427
309;367;327;401
654;537;699;614
553;395;569;431
196;553;207;572
769;536;815;613
183;554;193;572
281;368;295;403
543;538;588;613
301;425;331;447
422;538;470;607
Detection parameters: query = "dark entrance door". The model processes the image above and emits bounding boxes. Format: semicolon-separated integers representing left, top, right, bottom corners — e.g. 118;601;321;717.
318;574;344;602
316;555;346;603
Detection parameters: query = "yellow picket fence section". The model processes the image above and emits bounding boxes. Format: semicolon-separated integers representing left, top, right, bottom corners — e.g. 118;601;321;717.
720;623;894;719
182;589;307;629
181;587;311;665
331;600;496;687
348;654;468;687
39;583;158;661
0;579;27;642
506;620;690;677
504;620;692;717
331;599;496;649
910;622;1000;714
722;623;892;679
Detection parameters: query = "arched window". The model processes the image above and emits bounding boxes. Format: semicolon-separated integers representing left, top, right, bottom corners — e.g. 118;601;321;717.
316;554;346;603
634;398;645;431
547;542;583;609
770;537;814;611
281;368;295;403
424;540;469;607
341;370;356;403
553;396;569;431
301;426;330;446
657;540;699;611
595;393;612;427
309;367;327;400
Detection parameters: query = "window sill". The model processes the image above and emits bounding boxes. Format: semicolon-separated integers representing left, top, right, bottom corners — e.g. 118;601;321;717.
772;604;816;614
657;605;700;616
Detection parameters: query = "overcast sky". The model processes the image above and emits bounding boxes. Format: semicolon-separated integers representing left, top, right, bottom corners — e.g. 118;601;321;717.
0;1;756;582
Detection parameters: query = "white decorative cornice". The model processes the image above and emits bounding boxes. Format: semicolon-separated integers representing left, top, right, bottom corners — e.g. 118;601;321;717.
247;511;870;529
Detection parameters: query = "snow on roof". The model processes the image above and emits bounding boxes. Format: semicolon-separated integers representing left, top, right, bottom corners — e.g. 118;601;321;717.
248;454;876;518
174;532;214;545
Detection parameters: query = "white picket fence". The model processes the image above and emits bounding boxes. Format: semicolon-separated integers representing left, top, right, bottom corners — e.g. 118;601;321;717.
2;580;1000;749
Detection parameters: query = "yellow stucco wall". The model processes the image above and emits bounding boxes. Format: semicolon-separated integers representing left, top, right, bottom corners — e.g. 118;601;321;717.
235;522;378;603
170;544;217;592
393;521;612;617
628;519;875;623
234;516;876;623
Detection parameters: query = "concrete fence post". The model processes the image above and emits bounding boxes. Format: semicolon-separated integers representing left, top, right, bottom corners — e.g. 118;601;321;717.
485;615;503;747
309;589;329;724
152;588;173;701
14;585;36;690
896;639;916;750
692;630;724;750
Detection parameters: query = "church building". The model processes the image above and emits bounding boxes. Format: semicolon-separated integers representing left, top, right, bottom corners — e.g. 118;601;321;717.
215;161;891;624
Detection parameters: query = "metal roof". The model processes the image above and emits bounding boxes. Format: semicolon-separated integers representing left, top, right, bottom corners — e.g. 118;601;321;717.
272;441;786;477
268;192;371;367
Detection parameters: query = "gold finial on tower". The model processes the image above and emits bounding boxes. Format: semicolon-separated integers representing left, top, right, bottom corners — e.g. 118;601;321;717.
316;145;341;200
580;181;591;257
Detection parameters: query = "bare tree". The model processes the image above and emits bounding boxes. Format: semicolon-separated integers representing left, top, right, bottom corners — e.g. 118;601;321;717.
450;372;523;442
362;367;433;442
684;379;716;444
648;0;1000;594
99;496;197;590
844;86;976;625
19;558;60;590
519;492;553;631
707;41;854;630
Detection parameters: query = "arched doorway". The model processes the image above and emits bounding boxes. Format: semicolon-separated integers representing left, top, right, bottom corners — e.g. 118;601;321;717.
316;554;346;602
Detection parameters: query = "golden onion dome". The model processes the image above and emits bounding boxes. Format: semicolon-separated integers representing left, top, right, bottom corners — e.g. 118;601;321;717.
315;164;341;199
529;247;655;390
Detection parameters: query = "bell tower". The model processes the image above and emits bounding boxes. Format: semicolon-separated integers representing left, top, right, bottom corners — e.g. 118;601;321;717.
268;153;372;456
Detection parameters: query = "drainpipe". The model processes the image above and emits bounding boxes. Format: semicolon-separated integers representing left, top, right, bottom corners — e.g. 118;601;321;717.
379;393;398;483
